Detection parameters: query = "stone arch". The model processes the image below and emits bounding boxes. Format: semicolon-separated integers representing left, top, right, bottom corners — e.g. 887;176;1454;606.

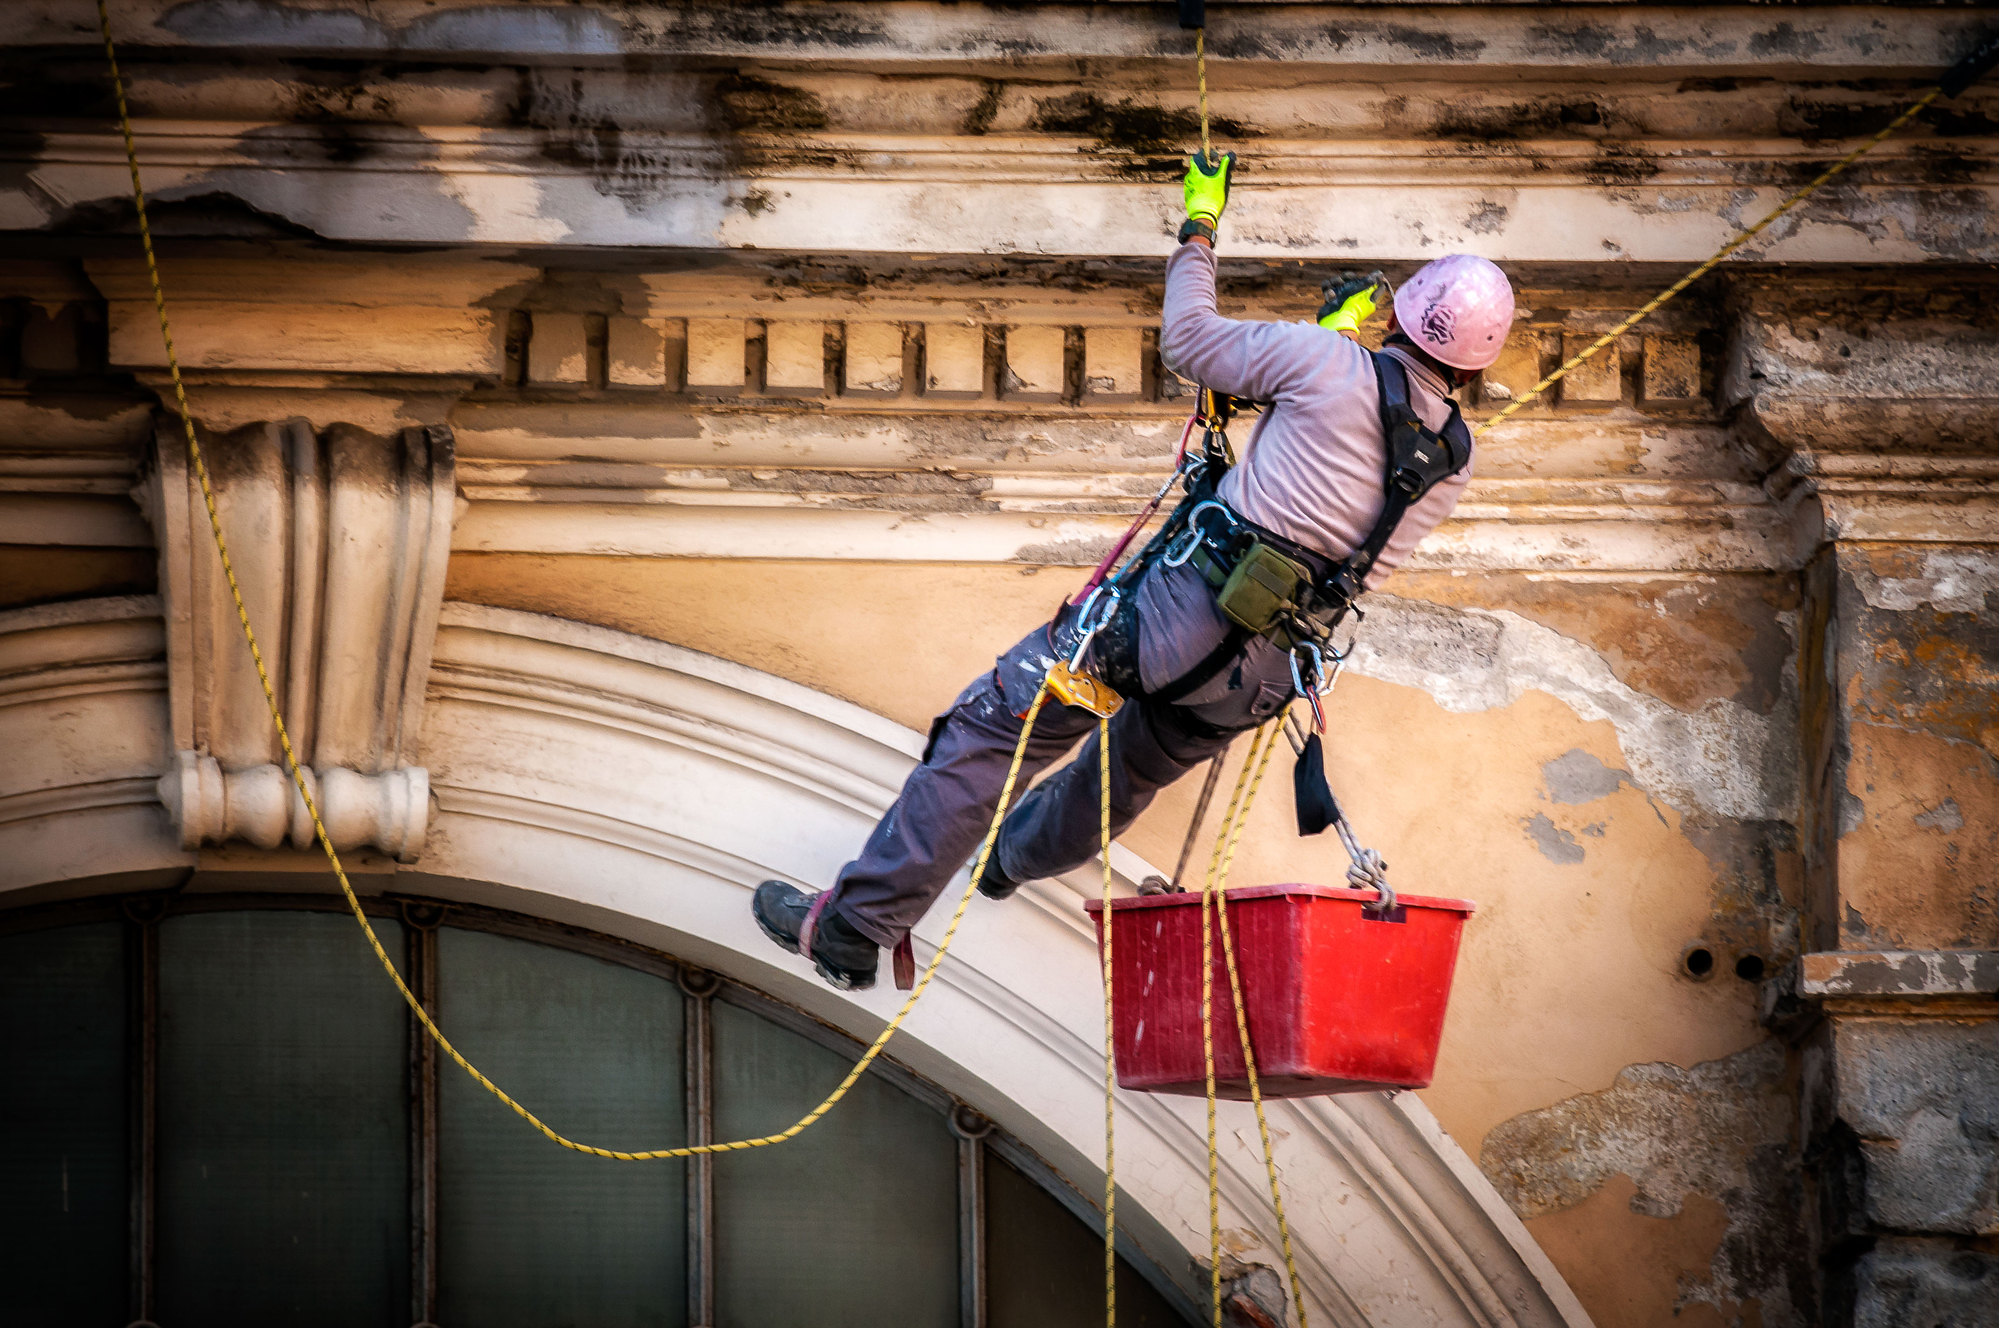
0;595;1590;1327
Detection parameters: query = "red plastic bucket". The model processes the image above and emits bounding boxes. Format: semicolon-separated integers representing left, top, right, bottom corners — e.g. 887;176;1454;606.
1085;884;1475;1098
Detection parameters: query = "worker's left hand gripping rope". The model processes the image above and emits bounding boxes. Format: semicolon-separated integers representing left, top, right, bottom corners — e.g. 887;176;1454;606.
103;0;1049;1161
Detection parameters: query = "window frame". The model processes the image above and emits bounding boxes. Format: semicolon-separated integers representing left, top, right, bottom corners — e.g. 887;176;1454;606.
0;890;1200;1328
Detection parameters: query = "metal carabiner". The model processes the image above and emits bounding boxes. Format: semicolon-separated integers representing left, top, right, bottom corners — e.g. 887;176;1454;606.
1325;612;1362;666
1162;500;1230;569
1288;640;1329;697
1067;584;1121;672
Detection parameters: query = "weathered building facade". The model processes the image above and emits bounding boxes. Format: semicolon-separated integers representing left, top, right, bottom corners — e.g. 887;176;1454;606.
2;2;1995;1325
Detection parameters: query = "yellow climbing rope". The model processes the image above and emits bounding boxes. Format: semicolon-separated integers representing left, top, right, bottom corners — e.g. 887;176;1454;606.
1209;726;1309;1327
1474;87;1948;434
97;0;1063;1165
1100;714;1119;1326
1193;721;1308;1327
1195;27;1212;161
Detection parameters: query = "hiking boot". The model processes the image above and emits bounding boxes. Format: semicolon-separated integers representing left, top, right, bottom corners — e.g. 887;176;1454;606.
752;881;879;991
974;851;1022;901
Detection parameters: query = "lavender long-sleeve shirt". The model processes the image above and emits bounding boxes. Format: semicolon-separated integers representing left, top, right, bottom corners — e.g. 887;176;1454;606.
1160;243;1472;587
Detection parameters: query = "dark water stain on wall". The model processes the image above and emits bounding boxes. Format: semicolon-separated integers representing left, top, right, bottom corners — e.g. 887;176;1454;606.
1028;90;1256;180
1432;98;1606;142
714;72;830;135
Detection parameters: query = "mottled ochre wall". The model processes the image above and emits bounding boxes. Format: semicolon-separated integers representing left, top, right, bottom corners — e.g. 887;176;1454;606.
445;551;1809;1326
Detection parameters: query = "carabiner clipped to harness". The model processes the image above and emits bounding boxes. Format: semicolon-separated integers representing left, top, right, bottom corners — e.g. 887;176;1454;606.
1163;499;1232;568
1067;583;1122;672
1289;637;1346;734
1046;586;1124;719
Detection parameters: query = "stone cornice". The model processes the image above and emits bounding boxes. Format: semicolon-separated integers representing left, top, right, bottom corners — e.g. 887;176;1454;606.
6;2;1981;73
1765;951;1999;1035
8;1;1994;259
16;122;1995;260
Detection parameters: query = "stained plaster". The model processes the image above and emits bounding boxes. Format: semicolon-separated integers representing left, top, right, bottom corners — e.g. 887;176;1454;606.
1482;1041;1811;1326
1341;593;1797;823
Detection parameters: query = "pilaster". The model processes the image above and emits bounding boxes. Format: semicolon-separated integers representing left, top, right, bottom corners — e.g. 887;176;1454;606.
1741;281;1999;1325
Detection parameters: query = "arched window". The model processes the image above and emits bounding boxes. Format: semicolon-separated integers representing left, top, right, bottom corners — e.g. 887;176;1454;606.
1;896;1197;1327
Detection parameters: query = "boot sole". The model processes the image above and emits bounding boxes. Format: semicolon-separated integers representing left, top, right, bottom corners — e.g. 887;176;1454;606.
754;891;877;992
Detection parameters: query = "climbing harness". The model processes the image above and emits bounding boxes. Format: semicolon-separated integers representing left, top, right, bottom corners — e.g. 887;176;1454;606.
1074;344;1467;733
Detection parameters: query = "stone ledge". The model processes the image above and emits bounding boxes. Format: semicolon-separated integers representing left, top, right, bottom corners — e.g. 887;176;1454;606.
1802;951;1999;1000
1766;951;1999;1035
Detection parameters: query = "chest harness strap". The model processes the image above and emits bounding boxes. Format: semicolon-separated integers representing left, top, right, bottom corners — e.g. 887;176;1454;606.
1131;350;1472;704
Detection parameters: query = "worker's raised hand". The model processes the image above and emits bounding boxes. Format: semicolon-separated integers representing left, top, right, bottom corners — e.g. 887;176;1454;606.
1318;270;1390;338
1183;150;1236;226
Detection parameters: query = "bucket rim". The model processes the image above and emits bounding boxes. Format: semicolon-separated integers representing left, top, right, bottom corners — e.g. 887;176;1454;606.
1085;882;1477;915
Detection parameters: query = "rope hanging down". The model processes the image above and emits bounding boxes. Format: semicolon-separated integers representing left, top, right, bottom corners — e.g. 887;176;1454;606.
1194;721;1309;1328
97;0;1060;1166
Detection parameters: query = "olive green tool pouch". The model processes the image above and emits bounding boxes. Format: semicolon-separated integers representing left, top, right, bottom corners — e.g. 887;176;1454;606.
1215;541;1309;634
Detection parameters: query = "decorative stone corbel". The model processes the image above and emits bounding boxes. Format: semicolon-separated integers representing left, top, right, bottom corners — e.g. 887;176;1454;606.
137;418;455;862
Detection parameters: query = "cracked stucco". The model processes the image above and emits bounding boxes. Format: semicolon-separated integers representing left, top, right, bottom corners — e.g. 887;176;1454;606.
1347;594;1797;822
1481;1040;1808;1324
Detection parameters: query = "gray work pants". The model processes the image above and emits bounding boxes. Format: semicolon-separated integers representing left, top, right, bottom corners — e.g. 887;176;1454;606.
829;560;1299;948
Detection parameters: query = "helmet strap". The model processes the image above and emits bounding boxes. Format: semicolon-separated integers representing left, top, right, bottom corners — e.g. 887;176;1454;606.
1384;331;1477;392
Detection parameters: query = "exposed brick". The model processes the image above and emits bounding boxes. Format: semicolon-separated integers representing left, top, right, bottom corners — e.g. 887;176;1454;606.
1559;333;1622;405
1643;334;1701;403
1004;325;1065;402
925;322;984;399
606;316;670;388
686;318;747;395
765;321;826;396
1084;327;1142;402
527;311;589;386
843;322;904;398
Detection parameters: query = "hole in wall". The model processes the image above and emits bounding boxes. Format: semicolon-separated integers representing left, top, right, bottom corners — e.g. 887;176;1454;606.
1735;954;1766;982
1681;944;1715;980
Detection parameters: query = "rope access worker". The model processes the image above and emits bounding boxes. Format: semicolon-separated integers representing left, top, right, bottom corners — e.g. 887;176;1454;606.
753;152;1517;990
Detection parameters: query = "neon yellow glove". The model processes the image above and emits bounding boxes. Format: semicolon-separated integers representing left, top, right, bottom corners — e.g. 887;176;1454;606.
1317;271;1389;337
1183;151;1236;226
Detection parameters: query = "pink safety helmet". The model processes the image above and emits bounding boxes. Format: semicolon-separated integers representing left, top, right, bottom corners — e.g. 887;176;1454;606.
1392;254;1516;371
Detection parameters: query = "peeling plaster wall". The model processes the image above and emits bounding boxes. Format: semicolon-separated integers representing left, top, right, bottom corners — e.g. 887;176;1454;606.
1806;545;1999;955
441;553;1808;1324
1484;1042;1808;1326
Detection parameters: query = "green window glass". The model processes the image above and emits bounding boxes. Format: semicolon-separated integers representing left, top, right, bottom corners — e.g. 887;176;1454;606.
986;1151;1190;1328
0;900;1198;1326
438;926;687;1328
156;911;410;1327
0;921;128;1328
711;997;959;1327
